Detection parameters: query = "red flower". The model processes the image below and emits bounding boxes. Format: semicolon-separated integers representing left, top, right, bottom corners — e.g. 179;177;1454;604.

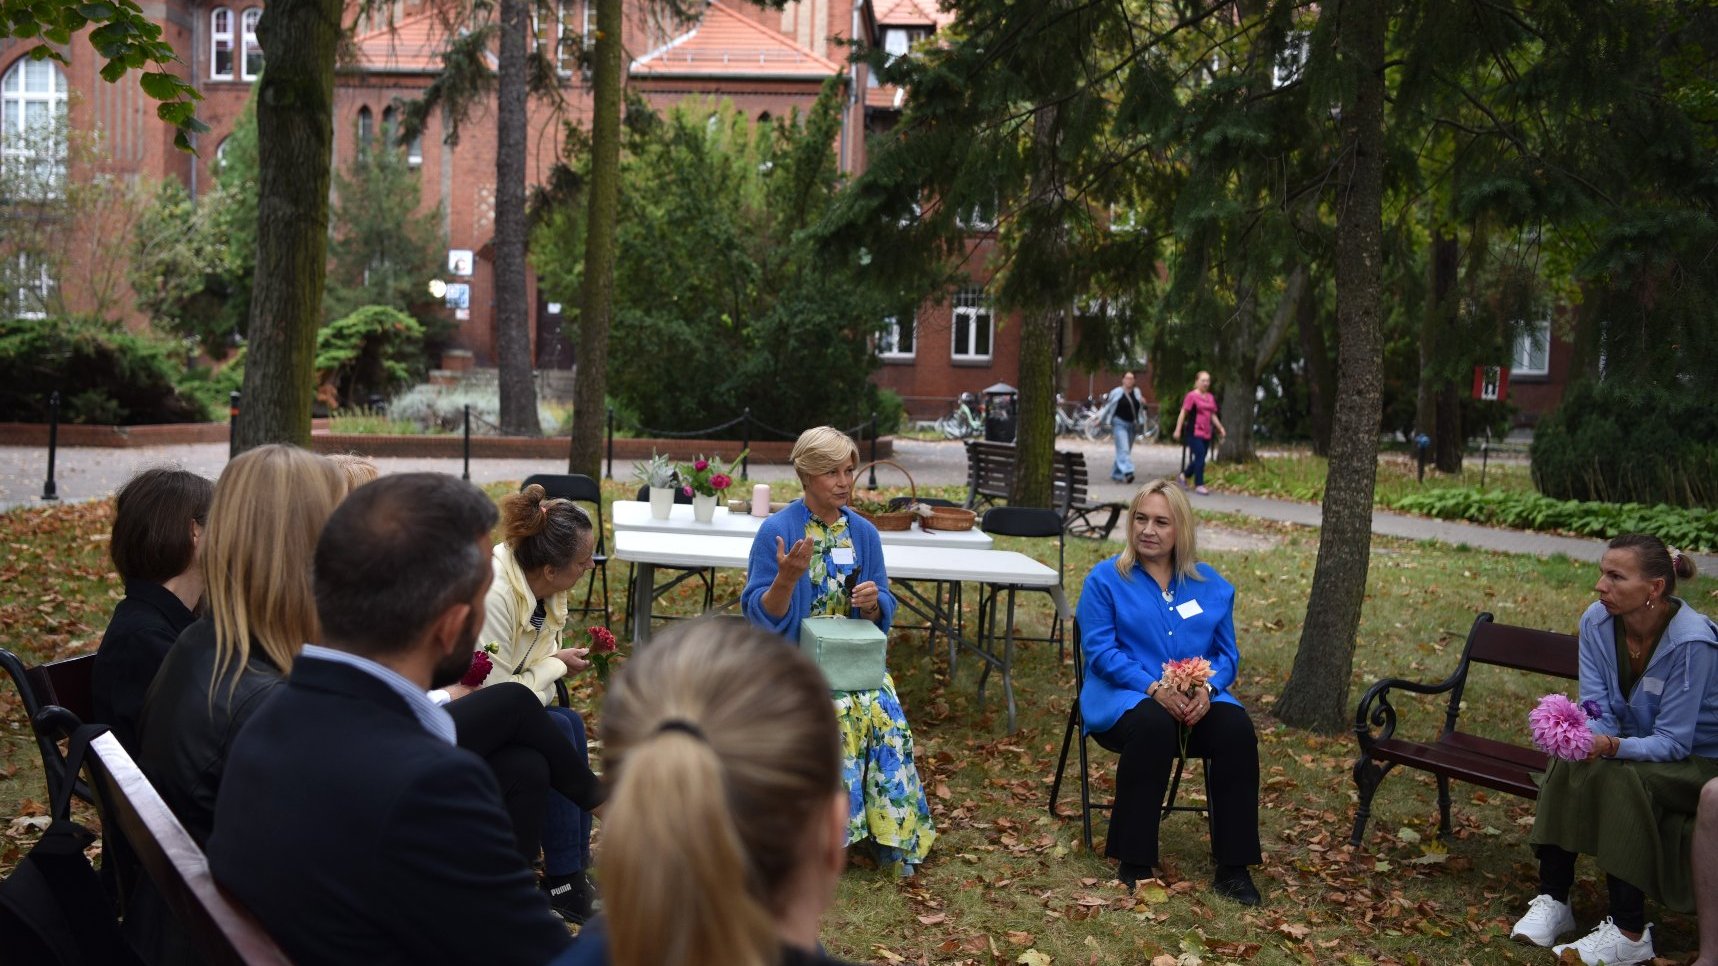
694;458;709;471
710;473;731;491
588;626;618;654
460;649;493;688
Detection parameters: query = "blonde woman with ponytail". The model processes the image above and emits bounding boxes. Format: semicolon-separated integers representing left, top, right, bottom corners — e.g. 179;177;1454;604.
553;618;857;966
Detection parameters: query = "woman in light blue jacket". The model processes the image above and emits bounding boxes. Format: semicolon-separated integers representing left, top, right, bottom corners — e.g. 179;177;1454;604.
1511;534;1716;966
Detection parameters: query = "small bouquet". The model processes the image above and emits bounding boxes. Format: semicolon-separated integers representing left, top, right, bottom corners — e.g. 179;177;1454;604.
678;451;748;498
1160;657;1215;757
461;642;501;688
1529;693;1600;761
587;626;620;683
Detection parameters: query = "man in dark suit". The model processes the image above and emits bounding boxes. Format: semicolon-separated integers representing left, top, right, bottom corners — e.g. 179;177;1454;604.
207;473;572;965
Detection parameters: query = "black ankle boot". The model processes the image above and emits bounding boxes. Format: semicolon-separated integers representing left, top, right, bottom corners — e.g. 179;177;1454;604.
1116;861;1152;890
1212;865;1261;906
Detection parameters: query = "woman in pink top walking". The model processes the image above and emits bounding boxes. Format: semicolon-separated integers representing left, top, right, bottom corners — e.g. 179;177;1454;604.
1172;371;1226;494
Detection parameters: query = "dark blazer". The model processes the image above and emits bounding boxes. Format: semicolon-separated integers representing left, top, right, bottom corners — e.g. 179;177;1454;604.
207;655;572;966
551;918;859;966
91;580;197;756
136;616;283;847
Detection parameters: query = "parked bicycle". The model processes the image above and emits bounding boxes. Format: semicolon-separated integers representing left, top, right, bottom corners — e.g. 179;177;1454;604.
1079;402;1159;443
937;392;985;440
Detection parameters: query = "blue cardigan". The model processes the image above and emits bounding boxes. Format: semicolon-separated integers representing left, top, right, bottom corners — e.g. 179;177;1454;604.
1579;598;1718;761
1076;557;1241;734
742;499;897;643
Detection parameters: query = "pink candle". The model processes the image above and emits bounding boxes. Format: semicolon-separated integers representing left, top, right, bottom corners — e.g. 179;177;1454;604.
751;483;771;516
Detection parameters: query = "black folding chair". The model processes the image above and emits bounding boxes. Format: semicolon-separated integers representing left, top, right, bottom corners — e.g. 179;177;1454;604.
975;506;1066;660
622;485;716;639
0;647;97;806
521;474;611;627
1049;622;1210;852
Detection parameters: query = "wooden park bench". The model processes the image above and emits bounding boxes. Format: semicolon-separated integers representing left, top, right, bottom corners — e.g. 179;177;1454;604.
963;441;1127;539
1349;612;1579;846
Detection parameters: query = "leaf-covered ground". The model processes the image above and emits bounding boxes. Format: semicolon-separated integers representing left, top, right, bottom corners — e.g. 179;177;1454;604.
3;483;1710;964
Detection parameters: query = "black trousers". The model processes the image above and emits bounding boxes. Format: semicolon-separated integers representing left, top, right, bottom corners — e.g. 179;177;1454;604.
1092;699;1262;870
447;682;603;863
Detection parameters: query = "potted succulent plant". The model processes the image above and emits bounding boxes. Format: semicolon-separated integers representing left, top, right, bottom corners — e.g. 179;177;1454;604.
633;452;678;519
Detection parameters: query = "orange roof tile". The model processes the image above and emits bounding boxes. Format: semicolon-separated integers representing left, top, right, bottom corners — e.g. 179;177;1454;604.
348;11;456;74
631;0;841;79
874;0;939;27
865;83;907;110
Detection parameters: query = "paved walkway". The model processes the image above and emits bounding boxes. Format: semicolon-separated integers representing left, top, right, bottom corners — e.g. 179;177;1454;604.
2;437;1709;570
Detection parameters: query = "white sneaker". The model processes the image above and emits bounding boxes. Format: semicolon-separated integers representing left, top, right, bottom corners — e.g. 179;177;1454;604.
1509;894;1576;946
1551;918;1656;965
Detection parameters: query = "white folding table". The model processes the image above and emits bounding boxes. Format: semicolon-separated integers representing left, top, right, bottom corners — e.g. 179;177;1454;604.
609;501;994;549
611;529;1066;732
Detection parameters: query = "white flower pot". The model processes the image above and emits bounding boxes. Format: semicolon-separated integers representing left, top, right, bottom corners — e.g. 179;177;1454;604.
649;486;675;520
692;492;717;523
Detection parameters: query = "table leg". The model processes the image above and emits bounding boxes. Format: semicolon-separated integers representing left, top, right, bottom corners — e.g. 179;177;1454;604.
630;562;655;646
1002;586;1019;734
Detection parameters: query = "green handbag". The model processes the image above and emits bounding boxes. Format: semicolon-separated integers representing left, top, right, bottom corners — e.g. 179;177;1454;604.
798;616;888;692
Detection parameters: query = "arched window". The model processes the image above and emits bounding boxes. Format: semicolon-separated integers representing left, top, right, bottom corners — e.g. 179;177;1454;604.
240;8;263;81
214;135;230;171
210;7;235;79
1;57;69;200
357;106;373;151
381;105;397;148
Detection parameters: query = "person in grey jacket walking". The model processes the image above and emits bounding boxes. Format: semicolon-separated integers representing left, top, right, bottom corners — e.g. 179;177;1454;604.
1098;371;1147;483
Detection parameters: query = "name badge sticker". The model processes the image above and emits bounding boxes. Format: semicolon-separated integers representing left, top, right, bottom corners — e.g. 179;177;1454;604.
1175;599;1204;620
830;547;856;567
1642;676;1665;696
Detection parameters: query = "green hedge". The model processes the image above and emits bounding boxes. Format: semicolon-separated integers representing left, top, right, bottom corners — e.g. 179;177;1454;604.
1388;487;1718;552
1532;380;1718;508
0;316;209;424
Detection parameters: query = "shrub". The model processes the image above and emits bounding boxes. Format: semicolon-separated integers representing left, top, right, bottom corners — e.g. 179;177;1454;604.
315;305;425;408
1531;380;1718;508
174;355;245;420
386;384;561;436
0;316;208;424
1388;487;1718;552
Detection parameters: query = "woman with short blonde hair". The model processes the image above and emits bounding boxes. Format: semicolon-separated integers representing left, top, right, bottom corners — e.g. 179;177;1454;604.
741;426;936;874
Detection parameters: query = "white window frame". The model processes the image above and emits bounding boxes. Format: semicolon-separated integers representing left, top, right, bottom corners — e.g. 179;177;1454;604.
951;287;992;363
1272;30;1309;88
957;197;997;233
240;8;263;81
210;7;235;80
9;252;53;319
878;315;915;360
1512;318;1551;377
2;58;69;200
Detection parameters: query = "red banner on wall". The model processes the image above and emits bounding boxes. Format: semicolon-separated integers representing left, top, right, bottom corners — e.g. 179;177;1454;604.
1472;366;1510;401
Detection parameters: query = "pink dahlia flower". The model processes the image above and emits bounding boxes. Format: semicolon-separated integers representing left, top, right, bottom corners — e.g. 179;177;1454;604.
1529;693;1595;761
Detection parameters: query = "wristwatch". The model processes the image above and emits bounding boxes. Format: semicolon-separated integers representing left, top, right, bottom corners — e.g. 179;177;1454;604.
1205;683;1218;696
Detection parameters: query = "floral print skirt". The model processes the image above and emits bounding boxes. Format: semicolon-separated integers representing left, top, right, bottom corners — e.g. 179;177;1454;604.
833;672;936;867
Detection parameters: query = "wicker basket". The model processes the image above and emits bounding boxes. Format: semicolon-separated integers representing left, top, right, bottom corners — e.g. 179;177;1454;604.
852;460;918;531
921;505;977;532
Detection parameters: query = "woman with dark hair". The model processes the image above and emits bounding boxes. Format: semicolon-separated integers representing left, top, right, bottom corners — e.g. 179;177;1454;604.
481;482;601;921
555;618;859;966
1075;478;1262;904
92;468;214;755
1511;534;1715;965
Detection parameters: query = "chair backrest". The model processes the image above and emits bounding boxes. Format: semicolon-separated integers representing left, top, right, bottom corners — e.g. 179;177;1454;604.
980;506;1065;579
1463;612;1579;679
81;731;293;966
1;648;95;806
523;474;606;555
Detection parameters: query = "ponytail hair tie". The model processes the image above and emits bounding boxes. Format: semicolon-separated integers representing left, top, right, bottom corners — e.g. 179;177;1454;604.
655;718;706;742
1671;547;1684;562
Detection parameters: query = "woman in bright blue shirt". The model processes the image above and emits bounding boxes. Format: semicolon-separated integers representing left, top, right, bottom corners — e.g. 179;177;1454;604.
1076;478;1261;905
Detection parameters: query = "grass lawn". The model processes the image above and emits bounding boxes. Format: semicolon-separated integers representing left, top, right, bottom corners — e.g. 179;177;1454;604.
2;482;1709;964
1208;449;1537;505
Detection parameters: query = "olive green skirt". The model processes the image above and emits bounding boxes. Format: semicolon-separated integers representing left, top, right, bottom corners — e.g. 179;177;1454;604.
1529;755;1718;913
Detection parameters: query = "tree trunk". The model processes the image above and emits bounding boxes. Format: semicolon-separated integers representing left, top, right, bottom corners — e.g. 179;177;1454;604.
1014;306;1059;508
1275;0;1386;734
1296;283;1334;456
1217;265;1306;464
1429;233;1462;471
493;0;540;436
235;0;340;451
568;0;621;476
